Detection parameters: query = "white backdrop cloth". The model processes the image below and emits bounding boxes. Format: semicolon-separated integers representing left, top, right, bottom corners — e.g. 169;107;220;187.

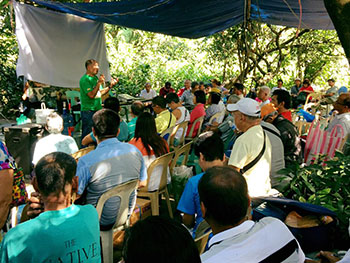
14;1;110;88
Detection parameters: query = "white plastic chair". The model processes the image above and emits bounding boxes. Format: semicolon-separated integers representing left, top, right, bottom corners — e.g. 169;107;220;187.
208;111;224;126
170;121;189;150
160;125;176;145
96;179;139;263
138;152;174;218
185;116;204;141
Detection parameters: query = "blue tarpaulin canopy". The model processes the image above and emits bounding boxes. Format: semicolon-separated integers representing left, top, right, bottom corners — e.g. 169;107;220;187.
30;0;334;39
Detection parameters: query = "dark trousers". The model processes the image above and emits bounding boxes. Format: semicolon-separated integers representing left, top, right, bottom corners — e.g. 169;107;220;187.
81;110;96;142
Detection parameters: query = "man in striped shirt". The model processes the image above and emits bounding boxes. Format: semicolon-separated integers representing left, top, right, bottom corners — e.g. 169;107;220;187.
199;166;305;263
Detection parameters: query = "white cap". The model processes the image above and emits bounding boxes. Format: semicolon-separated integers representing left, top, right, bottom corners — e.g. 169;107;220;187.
227;98;261;117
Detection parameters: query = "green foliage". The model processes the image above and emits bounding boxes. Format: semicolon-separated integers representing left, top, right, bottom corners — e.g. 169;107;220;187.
281;152;350;238
0;4;22;118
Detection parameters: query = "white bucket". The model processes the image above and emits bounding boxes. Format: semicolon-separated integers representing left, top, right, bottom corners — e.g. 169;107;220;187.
35;103;54;124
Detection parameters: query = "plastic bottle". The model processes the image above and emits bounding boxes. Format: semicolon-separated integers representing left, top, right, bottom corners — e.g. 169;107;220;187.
62;102;74;136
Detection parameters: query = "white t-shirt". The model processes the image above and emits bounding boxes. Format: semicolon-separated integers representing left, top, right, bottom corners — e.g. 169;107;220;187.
32;133;78;165
271;86;288;94
228;125;272;197
201;217;305;263
140;89;157;100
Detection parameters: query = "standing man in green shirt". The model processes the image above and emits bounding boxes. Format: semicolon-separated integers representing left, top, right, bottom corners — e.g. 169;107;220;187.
80;59;118;140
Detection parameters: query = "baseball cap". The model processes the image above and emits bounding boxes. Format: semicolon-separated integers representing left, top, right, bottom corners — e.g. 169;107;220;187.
261;103;278;118
295;77;301;81
227;98;261;117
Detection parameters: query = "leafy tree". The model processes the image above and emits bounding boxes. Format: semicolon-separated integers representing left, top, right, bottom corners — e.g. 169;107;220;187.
0;2;22;118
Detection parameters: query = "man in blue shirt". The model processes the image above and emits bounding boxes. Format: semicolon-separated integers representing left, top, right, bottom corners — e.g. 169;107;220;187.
1;152;101;263
177;131;225;236
76;109;147;230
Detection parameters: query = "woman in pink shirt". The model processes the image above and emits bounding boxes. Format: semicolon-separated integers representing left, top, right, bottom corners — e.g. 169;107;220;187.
186;90;206;138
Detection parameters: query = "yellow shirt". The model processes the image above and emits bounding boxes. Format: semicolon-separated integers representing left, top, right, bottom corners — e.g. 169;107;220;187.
155;110;176;134
228;125;272;197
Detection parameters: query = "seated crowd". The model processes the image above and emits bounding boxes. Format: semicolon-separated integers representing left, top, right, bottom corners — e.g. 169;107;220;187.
1;77;350;262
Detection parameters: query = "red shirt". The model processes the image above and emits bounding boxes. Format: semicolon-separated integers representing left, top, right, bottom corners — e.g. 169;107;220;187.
186;103;206;138
159;87;175;98
177;87;186;97
299;85;314;93
280;111;292;122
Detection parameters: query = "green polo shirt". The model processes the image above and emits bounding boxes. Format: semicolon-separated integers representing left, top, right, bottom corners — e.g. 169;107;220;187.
80;74;103;111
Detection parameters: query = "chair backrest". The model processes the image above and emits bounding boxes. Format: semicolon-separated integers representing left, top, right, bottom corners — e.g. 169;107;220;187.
170;121;189;148
187;116;204;138
65;90;80;107
295;121;312;136
95;179;138;229
71;145;95;161
304;92;322;110
170;141;192;173
194;220;212;255
160;125;176;145
208;112;224;125
140;152;174;192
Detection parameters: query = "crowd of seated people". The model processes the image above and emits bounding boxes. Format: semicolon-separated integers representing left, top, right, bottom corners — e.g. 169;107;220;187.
1;77;350;262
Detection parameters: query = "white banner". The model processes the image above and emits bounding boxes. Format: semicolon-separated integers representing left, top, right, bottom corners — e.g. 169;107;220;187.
14;1;110;88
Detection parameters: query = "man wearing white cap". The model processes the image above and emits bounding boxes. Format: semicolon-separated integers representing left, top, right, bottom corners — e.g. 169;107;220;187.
227;98;273;197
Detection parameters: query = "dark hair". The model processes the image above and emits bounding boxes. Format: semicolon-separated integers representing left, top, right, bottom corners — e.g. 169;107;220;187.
152;96;167;109
123;216;201;263
194;131;224;162
194;90;206;104
212;79;220;85
199;81;204;86
343;94;350;108
35;152;76;197
134;112;168;157
328;78;335;82
93;109;120;140
166;93;180;104
198;166;249;226
210;92;221;104
277;79;283;83
234;83;244;91
165;82;171;88
104;97;120;113
85;59;97;69
191;81;199;89
273;89;291;109
131;101;144;116
303;79;310;85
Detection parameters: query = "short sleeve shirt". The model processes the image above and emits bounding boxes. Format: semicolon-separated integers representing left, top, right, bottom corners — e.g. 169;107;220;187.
0;204;101;263
326;86;339;102
228;125;272;197
76;138;147;226
177;172;204;235
127;117;138;140
181;90;195;107
79;74;103;111
0;142;16;171
155;110;176;134
32;134;79;165
140;89;157;100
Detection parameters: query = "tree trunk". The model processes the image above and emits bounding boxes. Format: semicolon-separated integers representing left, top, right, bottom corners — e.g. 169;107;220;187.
324;0;350;65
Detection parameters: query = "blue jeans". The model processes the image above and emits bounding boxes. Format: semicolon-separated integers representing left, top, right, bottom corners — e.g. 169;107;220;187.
81;110;96;143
